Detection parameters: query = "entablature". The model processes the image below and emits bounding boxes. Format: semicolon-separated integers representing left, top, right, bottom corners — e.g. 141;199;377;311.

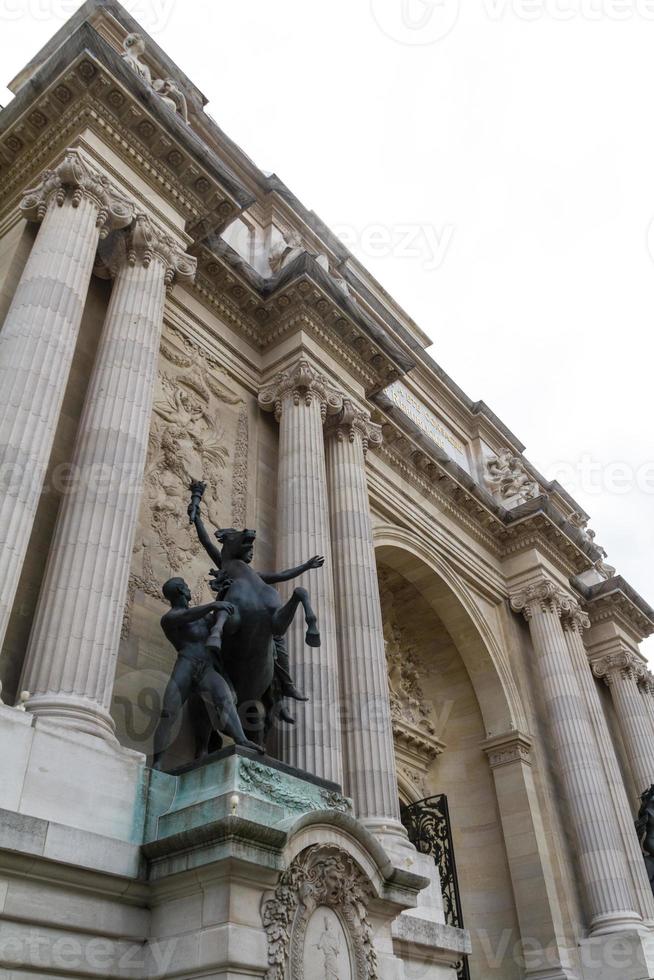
579;577;654;644
0;23;253;240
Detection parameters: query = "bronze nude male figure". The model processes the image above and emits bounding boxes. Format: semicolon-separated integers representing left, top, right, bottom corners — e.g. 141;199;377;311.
152;578;263;769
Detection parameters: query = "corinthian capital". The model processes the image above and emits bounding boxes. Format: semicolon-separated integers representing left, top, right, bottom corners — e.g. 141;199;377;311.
326;398;382;456
20;149;134;239
592;650;648;686
258;358;343;422
641;670;654;698
509;579;577;621
95;214;197;290
561;601;591;635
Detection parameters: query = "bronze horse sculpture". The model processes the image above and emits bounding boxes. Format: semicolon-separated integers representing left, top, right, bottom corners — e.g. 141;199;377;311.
182;482;324;752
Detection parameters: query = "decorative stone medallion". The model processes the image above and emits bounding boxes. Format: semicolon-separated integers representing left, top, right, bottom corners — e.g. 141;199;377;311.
261;845;378;980
303;907;353;980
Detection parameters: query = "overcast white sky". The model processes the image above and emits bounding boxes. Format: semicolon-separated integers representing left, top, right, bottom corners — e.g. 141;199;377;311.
2;0;653;657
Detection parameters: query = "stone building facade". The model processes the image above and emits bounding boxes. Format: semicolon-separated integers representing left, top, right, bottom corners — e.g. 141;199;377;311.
1;3;654;979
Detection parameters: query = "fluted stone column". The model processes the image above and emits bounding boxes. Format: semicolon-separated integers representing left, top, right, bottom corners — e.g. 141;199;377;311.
325;399;401;830
20;215;196;740
562;607;654;925
0;150;133;649
592;647;654;796
259;359;343;785
511;580;642;935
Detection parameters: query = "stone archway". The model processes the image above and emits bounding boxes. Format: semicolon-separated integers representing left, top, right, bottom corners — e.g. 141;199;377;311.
374;524;575;980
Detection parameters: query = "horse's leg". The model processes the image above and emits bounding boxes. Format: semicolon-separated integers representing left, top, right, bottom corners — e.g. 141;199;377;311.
272;587;320;648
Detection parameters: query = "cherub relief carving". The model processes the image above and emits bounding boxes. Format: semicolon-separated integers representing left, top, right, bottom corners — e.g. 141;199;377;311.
484;447;540;504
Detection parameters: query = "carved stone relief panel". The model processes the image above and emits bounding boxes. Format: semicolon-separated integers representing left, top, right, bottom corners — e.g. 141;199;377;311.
261;845;377;980
378;567;445;797
112;325;250;757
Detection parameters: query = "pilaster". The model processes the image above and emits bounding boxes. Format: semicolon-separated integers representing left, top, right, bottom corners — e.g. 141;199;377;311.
482;730;578;979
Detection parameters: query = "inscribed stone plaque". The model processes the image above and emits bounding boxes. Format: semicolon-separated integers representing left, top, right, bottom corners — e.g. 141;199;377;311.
384;379;470;472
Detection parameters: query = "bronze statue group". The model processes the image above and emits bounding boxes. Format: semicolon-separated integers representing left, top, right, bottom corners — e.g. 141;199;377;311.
152;482;324;770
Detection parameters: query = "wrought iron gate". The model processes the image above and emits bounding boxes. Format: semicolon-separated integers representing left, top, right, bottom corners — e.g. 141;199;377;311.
400;794;470;980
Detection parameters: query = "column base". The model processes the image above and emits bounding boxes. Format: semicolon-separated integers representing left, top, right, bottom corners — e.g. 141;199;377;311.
0;704;146;842
589;911;648;936
26;693;117;742
361;815;415;858
525;971;579;980
579;929;654;979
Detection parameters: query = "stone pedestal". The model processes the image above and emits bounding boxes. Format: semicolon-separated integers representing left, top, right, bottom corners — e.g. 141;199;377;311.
511;580;642;936
258;358;343;785
592;646;654;797
0;149;132;649
20;215;196;740
325;399;401;830
2;718;469;979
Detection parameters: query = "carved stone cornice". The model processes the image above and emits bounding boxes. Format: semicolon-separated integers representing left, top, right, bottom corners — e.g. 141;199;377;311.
582;580;654;642
19;148;133;237
94;213;197;289
195;246;406;391
325;398;382;455
482;731;532;770
510;579;577;621
0;33;251;238
591;650;649;687
258;358;343;423
393;719;446;796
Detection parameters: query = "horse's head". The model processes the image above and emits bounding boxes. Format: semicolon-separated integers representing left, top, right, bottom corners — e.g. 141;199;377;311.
216;527;256;563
